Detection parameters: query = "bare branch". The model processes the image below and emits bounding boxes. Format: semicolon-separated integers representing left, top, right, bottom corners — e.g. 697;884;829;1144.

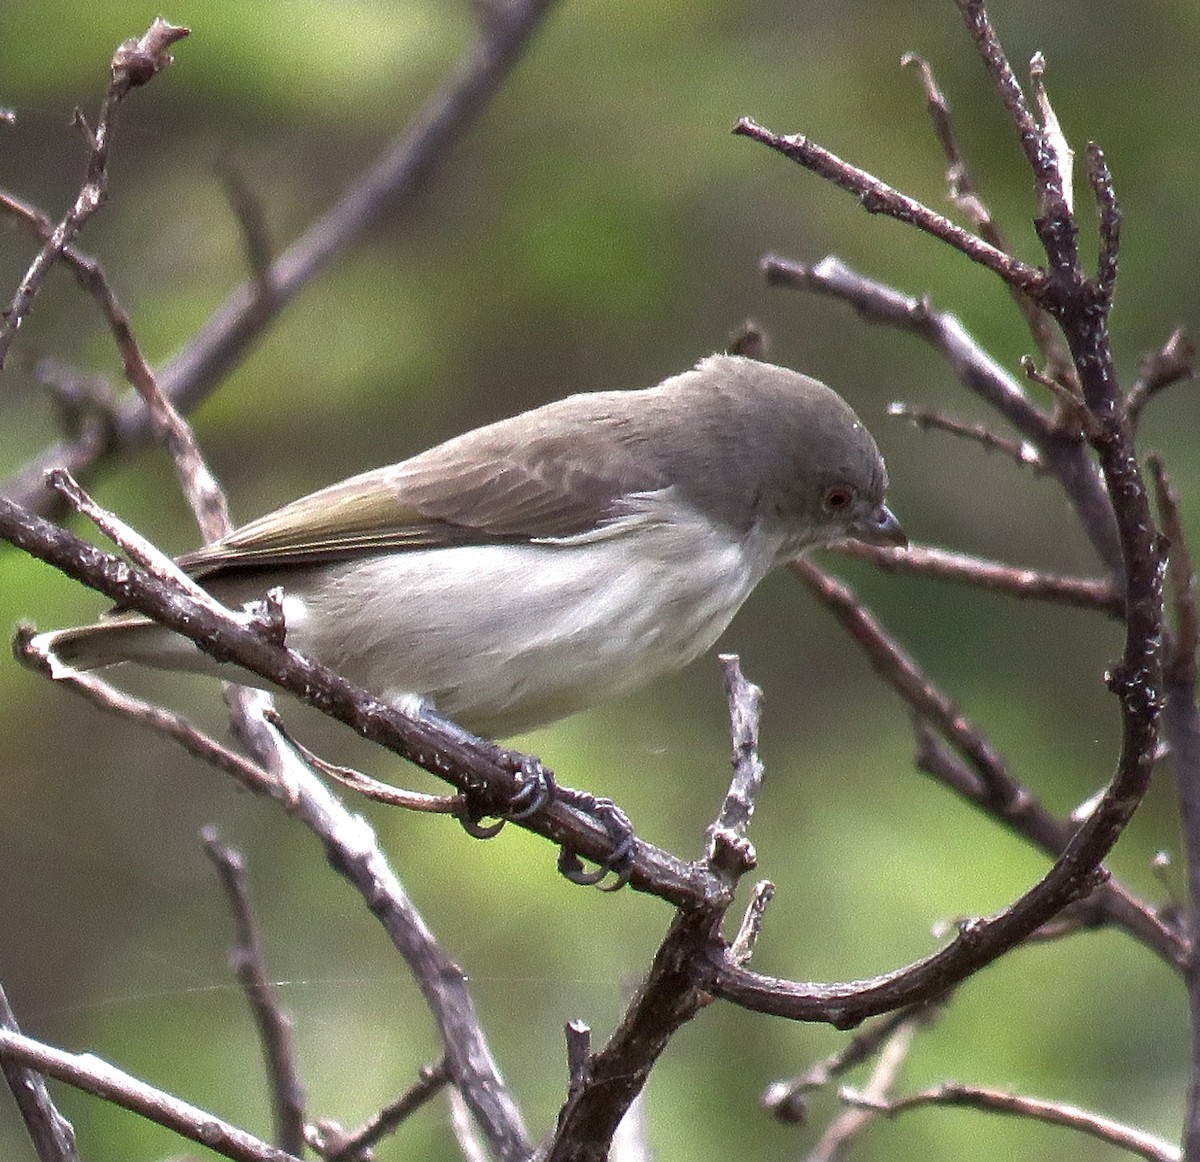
203;832;307;1156
260;708;466;814
1126;328;1196;429
0;1027;298;1162
3;1;559;517
901;51;1074;383
829;540;1122;616
763;1001;943;1125
310;1060;449;1162
0;21;188;371
854;1081;1181;1162
886;400;1046;471
13;627;281;798
0;984;80;1162
804;1016;921;1162
734;117;1046;294
544;909;717;1162
706;655;765;882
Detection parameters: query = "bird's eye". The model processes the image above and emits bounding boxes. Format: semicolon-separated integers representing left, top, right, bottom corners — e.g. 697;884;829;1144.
823;484;855;513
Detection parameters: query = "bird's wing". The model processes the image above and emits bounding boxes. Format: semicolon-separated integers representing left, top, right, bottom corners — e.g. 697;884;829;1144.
178;412;659;579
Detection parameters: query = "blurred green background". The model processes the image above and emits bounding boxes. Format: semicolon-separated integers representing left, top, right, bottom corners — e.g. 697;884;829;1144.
1;1;1197;1159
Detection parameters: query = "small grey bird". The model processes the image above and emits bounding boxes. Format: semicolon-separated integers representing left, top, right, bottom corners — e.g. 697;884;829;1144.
37;354;905;738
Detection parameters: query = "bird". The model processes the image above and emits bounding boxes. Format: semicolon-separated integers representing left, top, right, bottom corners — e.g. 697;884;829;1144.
36;353;905;739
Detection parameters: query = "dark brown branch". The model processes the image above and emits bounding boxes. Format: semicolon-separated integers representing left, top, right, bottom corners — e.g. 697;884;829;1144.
203;833;307;1156
0;1028;299;1162
544;908;718;1162
830;540;1122;616
1153;459;1200;688
0;984;80;1162
964;8;1166;945
853;1081;1180;1162
734;117;1046;294
1087;144;1120;302
2;0;558;517
544;658;771;1160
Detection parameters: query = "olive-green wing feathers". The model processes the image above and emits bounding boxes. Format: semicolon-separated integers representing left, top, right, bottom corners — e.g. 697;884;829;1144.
178;403;665;580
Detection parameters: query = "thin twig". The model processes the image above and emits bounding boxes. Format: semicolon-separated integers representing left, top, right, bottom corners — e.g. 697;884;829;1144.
706;654;765;882
217;161;275;299
729;880;776;968
852;1081;1180;1162
44;467;216;606
804;1017;922;1162
763;1001;943;1124
0;1028;299;1162
0;20;188;370
0;984;80;1162
261;709;466;814
886;400;1046;471
901;52;1075;384
203;832;307;1156
13;627;281;798
734;117;1047;295
311;1059;449;1162
791;560;1019;809
1126;329;1196;429
829;540;1122;616
954;1;1067;216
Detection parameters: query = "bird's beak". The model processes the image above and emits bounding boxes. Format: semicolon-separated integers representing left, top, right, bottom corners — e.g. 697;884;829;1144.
854;504;908;549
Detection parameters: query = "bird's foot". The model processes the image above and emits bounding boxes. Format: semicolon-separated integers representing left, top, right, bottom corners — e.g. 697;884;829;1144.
455;754;636;888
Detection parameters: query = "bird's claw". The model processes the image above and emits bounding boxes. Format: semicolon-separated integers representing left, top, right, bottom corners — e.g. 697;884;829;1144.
455;759;636;889
455;756;556;838
554;790;637;890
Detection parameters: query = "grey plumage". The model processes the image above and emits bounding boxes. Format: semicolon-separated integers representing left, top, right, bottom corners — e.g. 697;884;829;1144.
38;354;904;737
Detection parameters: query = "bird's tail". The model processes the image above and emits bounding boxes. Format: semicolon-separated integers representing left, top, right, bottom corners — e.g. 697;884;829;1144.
29;615;222;678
